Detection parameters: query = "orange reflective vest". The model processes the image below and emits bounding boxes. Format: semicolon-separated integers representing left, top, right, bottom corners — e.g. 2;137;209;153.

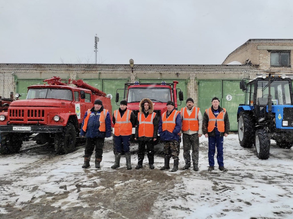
205;108;226;133
162;110;180;133
82;109;108;132
138;112;156;138
114;109;132;136
181;107;200;132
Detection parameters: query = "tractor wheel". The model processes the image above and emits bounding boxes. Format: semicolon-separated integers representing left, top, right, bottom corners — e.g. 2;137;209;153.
54;123;76;154
238;112;255;148
0;133;23;154
276;141;292;149
255;128;270;159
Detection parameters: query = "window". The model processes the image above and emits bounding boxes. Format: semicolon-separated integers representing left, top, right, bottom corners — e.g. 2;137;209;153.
85;93;91;102
27;88;73;101
74;91;79;101
270;51;290;67
127;88;171;103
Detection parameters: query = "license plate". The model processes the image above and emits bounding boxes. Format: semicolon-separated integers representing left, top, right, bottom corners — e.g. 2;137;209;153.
13;126;31;131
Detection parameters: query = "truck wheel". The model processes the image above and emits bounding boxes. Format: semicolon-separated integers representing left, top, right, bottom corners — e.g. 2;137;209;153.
238;112;254;148
255;128;270;159
0;133;23;154
54;123;76;154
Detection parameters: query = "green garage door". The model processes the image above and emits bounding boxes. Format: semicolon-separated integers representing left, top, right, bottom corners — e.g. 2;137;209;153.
102;79;129;111
198;80;244;131
16;79;44;99
222;81;245;131
139;79;187;110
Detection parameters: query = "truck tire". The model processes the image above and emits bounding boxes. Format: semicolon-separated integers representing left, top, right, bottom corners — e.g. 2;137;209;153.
238;112;254;148
54;123;76;154
0;133;23;154
255;128;270;159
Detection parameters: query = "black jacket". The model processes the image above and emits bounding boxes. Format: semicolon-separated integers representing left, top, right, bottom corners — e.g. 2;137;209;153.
202;106;230;137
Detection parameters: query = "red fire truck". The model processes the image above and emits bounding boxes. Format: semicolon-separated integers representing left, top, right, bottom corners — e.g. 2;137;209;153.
0;76;112;154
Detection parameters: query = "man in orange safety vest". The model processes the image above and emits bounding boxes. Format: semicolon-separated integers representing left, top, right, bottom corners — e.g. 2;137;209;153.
180;98;202;171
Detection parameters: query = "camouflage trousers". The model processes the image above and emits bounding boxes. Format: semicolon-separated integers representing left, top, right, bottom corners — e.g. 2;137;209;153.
183;133;199;167
163;140;180;160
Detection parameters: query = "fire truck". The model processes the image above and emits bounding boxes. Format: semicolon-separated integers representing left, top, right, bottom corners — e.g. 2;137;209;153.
115;81;183;141
0;76;112;154
116;81;183;116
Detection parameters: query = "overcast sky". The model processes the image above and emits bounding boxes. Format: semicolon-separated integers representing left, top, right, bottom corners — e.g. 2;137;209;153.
1;0;293;65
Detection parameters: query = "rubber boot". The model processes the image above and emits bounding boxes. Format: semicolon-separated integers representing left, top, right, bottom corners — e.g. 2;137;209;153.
182;162;190;170
95;158;102;169
135;159;143;169
82;157;90;168
111;153;121;169
160;156;170;170
125;152;132;170
148;153;154;169
170;159;179;172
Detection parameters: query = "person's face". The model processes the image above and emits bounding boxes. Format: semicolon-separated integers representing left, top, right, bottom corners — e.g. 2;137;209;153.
120;104;127;111
212;100;220;109
167;104;174;112
186;101;194;109
143;102;150;111
94;104;102;111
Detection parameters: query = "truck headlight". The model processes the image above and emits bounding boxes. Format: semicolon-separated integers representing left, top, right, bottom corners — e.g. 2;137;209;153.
0;115;6;121
53;115;60;122
283;120;288;126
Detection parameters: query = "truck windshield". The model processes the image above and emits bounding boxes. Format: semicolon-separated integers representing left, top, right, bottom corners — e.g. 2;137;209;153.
27;88;73;101
128;88;171;103
257;80;292;105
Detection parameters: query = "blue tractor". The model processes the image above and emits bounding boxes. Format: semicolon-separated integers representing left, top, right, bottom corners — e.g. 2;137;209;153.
238;74;293;159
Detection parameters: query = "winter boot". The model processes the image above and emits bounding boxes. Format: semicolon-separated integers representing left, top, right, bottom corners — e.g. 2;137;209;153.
160;156;170;170
182;162;191;170
135;155;143;169
193;165;199;171
170;159;179;172
111;153;121;169
82;157;90;169
219;166;228;172
95;158;102;169
125;152;132;170
148;153;154;169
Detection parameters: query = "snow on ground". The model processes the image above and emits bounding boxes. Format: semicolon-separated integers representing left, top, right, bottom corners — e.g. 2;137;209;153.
0;134;293;218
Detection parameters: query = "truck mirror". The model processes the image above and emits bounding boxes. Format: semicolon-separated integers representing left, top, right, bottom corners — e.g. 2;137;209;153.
115;93;119;103
240;80;247;91
80;91;85;99
179;91;184;101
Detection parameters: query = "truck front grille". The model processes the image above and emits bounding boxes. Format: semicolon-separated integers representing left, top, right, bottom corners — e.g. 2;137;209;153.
9;109;45;122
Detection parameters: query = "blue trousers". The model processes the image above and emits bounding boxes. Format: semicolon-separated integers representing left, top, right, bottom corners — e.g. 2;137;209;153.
208;135;224;167
114;135;131;153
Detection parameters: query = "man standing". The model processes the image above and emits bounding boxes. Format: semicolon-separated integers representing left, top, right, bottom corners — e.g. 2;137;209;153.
180;98;202;171
80;99;111;169
202;97;230;172
159;101;182;172
134;98;159;169
111;100;136;170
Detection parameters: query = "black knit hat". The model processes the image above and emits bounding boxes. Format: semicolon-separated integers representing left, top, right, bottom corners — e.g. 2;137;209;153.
94;99;103;105
211;97;220;102
166;101;175;106
120;100;128;106
186;98;194;103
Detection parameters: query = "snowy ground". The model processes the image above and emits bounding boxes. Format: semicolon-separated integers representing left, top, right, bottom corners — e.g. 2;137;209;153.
0;134;293;219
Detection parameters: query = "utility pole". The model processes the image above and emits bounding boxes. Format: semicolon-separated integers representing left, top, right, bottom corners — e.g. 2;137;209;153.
94;34;99;64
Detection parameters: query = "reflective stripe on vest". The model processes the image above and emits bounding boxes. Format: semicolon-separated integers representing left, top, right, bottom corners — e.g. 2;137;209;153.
206;108;226;133
82;109;108;132
162;110;180;133
114;109;132;136
181;107;199;132
138;112;156;138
